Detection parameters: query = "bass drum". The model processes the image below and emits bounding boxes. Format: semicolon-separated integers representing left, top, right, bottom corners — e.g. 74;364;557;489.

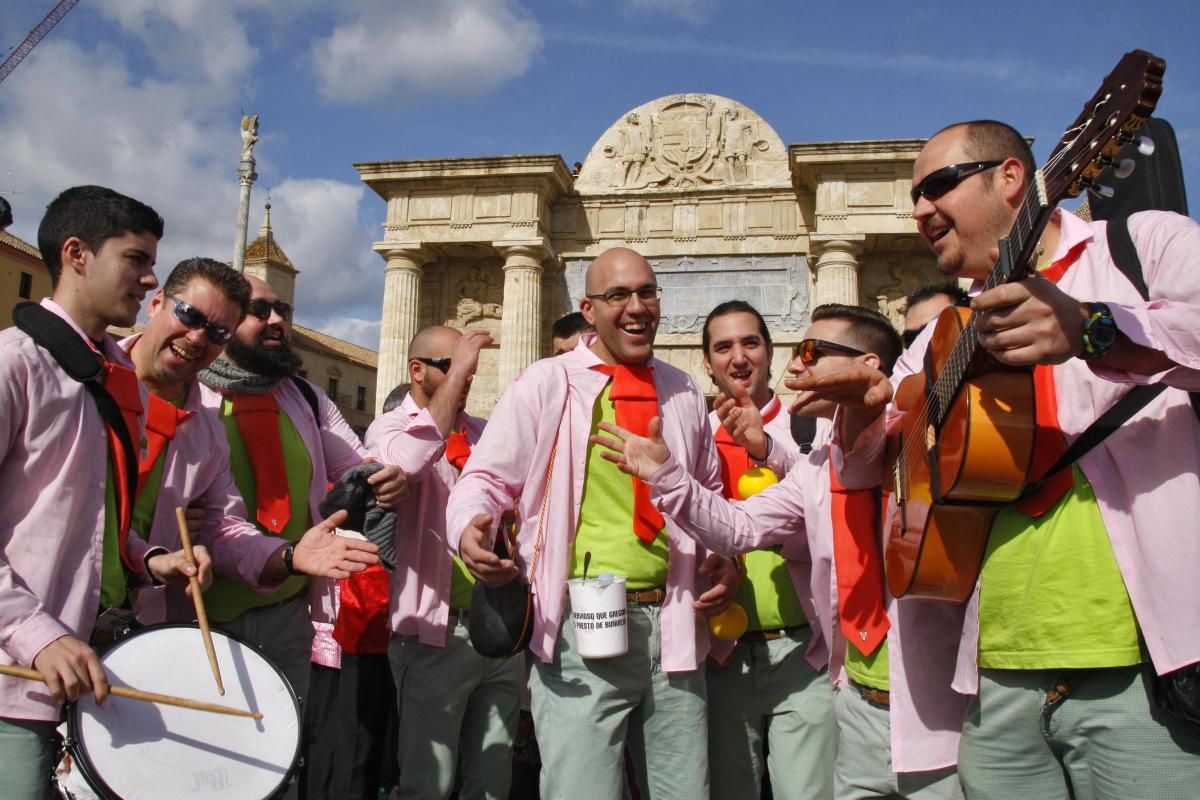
63;624;300;799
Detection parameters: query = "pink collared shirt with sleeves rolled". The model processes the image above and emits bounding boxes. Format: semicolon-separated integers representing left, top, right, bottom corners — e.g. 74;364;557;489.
198;375;370;656
839;209;1200;697
0;299;157;721
668;410;965;773
366;395;486;645
447;335;725;673
117;336;285;625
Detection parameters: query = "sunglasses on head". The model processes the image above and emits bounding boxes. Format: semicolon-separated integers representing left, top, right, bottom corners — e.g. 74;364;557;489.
247;298;293;321
909;160;1003;205
792;338;866;365
414;356;452;372
166;295;233;345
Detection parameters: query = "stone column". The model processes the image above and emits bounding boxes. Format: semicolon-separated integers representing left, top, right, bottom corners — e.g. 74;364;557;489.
232;115;259;273
375;246;428;414
811;237;865;307
495;244;548;391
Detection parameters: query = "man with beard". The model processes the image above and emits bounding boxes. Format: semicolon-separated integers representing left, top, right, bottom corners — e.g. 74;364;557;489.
0;186;204;798
366;325;523;799
700;300;837;800
448;247;740;800
197;275;404;715
120;259;381;627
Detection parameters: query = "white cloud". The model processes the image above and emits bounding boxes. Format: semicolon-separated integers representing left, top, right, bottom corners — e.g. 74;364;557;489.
311;316;382;350
310;0;543;104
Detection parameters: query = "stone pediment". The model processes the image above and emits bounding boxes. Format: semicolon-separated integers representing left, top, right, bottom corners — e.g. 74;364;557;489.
574;94;790;194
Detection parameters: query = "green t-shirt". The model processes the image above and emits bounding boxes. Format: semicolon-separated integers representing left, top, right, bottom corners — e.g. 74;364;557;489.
100;459;127;608
571;384;669;590
844;638;890;691
737;547;807;632
205;397;312;623
978;466;1143;670
449;554;476;610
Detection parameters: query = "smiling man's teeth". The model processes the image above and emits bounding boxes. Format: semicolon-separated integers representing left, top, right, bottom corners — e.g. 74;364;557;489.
170;342;199;361
622;324;647;333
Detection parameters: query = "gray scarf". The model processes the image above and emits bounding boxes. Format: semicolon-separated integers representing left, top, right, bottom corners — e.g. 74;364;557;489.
198;356;283;395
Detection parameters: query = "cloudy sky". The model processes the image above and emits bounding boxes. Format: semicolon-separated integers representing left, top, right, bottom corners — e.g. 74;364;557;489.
3;0;1196;348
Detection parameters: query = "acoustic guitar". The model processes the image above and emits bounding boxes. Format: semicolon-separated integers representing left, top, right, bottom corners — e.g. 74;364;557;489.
884;49;1165;603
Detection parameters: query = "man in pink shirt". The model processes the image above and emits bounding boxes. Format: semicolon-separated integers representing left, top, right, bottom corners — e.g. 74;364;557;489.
797;120;1200;799
0;186;207;798
366;324;521;799
449;247;739;799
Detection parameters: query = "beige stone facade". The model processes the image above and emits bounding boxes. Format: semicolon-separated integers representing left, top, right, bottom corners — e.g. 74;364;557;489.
358;94;943;416
1;230;52;330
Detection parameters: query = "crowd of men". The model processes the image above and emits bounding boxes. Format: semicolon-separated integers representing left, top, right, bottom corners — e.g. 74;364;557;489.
2;116;1198;800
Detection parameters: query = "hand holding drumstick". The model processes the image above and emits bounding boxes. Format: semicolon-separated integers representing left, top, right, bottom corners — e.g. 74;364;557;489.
174;507;224;695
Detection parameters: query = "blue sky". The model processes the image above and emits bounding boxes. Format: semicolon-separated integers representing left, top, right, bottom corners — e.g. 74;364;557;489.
3;0;1196;347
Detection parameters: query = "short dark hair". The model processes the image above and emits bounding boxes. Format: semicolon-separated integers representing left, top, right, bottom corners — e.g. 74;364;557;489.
904;282;969;313
811;303;903;375
551;311;592;340
702;300;772;355
382;382;410;414
37;185;164;285
163;258;252;318
934;120;1036;191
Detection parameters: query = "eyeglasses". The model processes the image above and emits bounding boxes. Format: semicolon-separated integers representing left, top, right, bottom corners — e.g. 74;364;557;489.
247;298;293;321
584;285;662;308
792;338;865;365
166;295;233;345
909;161;1003;205
414;356;451;372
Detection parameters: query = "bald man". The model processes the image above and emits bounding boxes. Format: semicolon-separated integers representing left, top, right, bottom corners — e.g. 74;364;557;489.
365;325;521;800
447;248;740;799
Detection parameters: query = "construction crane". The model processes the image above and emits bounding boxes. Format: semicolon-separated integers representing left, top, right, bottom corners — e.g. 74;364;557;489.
0;0;83;86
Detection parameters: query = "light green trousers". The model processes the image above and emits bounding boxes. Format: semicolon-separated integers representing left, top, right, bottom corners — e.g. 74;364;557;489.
388;617;522;799
706;626;837;800
959;665;1200;800
0;716;59;800
530;601;709;800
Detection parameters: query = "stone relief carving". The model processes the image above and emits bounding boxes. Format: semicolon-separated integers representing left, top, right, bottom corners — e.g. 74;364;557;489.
868;258;927;329
582;94;786;193
451;265;503;327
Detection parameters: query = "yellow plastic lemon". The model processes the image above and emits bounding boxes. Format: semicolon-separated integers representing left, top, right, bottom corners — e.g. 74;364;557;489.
737;466;779;499
708;602;749;641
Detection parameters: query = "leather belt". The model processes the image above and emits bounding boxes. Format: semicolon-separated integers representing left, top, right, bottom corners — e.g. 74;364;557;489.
625;586;666;605
850;679;890;707
741;623;808;642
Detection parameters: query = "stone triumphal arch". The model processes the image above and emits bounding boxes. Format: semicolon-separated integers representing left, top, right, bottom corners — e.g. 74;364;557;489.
357;94;942;416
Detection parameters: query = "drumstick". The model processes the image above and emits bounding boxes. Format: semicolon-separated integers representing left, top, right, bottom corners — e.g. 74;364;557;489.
0;665;262;720
175;507;225;696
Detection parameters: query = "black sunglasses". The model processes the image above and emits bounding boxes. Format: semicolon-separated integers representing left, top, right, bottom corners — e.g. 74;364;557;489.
414;356;451;372
247;298;293;321
909;161;1003;205
792;338;865;365
166;295;233;345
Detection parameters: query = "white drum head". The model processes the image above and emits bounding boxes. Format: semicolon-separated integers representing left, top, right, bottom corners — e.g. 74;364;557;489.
70;625;299;799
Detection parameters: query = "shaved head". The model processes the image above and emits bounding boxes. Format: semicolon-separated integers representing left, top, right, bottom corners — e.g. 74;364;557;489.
580;247;660;366
409;325;461;359
584;247;649;295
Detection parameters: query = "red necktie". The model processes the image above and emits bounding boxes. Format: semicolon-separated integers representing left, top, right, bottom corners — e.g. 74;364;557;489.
103;362;145;573
830;461;890;656
445;427;472;471
1016;240;1090;518
714;398;781;500
591;363;663;544
137;393;195;497
233;392;291;534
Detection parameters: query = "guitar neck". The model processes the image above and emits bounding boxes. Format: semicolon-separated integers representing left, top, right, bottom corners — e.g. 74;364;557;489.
928;173;1054;425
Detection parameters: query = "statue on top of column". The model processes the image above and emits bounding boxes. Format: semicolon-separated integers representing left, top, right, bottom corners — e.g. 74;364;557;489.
240;115;260;163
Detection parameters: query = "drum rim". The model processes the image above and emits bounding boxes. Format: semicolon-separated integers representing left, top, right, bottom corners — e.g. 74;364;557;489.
65;623;301;799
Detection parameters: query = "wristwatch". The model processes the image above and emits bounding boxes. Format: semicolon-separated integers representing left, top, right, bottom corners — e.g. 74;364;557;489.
281;543;301;576
1080;302;1118;361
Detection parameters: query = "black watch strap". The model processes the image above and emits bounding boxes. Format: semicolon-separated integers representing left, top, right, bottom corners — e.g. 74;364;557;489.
282;543;301;576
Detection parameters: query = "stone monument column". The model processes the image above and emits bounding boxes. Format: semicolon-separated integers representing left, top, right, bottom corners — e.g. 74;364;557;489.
495;243;549;391
233;114;259;273
811;237;865;307
375;245;428;414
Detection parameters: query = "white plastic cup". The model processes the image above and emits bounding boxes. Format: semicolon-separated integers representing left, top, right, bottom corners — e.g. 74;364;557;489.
567;575;628;658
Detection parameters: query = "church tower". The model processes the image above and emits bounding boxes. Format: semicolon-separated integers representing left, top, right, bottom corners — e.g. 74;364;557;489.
242;202;298;305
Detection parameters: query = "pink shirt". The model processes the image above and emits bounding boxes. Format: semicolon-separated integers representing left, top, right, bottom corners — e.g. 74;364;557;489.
0;299;157;721
842;209;1200;698
447;335;725;672
117;335;284;625
198;376;369;648
366;395;486;645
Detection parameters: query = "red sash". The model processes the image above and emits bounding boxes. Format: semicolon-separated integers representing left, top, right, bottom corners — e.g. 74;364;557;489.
830;462;889;656
232;392;290;534
590;363;663;544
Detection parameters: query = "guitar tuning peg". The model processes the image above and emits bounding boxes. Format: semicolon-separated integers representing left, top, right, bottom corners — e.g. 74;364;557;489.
1137;136;1156;156
1114;159;1137;180
1090;184;1116;199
